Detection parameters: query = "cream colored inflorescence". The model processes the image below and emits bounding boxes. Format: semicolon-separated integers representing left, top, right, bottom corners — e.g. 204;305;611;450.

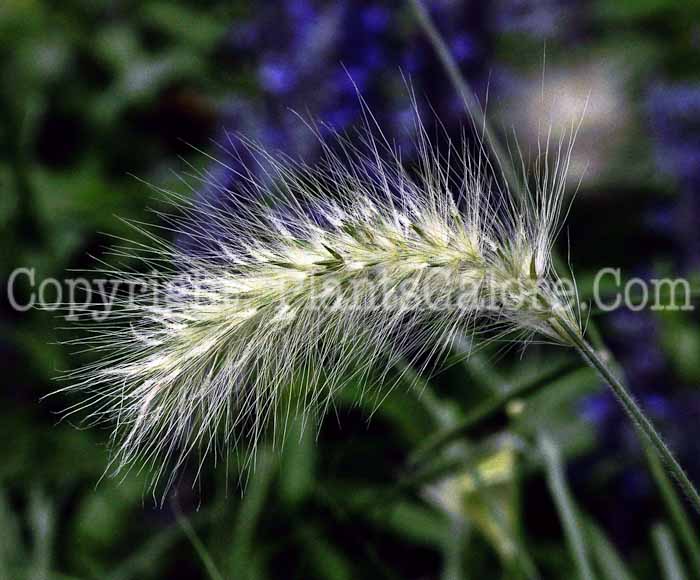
58;111;581;489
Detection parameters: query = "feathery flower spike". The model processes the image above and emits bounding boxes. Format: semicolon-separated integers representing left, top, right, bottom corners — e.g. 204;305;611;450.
56;107;582;491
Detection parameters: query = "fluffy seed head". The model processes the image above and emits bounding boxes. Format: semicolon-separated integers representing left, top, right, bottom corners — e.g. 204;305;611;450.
56;107;581;491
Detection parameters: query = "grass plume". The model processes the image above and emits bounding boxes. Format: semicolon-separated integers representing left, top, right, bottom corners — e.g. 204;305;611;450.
55;105;582;492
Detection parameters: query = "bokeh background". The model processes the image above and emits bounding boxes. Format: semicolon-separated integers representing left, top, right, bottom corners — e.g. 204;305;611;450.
2;0;700;578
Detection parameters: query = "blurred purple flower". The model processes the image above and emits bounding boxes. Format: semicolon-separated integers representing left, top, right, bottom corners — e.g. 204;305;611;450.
259;59;296;94
362;5;390;32
214;0;491;168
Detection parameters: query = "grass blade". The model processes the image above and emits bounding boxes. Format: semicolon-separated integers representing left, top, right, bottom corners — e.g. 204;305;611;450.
645;448;700;576
227;450;276;578
653;523;689;580
539;433;596;580
409;359;580;466
586;519;636;580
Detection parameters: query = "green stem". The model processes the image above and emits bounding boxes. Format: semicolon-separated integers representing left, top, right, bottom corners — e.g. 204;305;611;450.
408;358;581;467
645;447;700;576
554;317;700;516
410;0;700;530
407;0;521;195
171;497;224;580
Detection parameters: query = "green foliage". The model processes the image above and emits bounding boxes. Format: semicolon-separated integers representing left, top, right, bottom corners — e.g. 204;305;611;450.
2;0;700;578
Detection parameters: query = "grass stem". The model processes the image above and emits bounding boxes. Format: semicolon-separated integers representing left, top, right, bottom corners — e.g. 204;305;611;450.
408;358;581;467
409;0;700;529
171;497;224;580
645;447;700;575
407;0;521;195
554;317;700;516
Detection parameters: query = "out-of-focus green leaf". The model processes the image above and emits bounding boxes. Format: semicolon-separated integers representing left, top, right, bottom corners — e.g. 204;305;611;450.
279;414;316;507
140;3;228;52
658;312;700;382
371;500;447;547
71;477;144;571
595;0;678;21
28;485;55;580
539;433;596;580
0;488;24;578
298;524;354;580
225;449;276;579
652;523;688;580
587;519;636;580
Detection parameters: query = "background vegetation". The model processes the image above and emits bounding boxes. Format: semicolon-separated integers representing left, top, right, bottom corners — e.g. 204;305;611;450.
2;0;700;578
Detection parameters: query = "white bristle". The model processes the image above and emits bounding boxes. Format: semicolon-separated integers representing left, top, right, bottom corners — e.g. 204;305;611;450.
54;106;581;492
